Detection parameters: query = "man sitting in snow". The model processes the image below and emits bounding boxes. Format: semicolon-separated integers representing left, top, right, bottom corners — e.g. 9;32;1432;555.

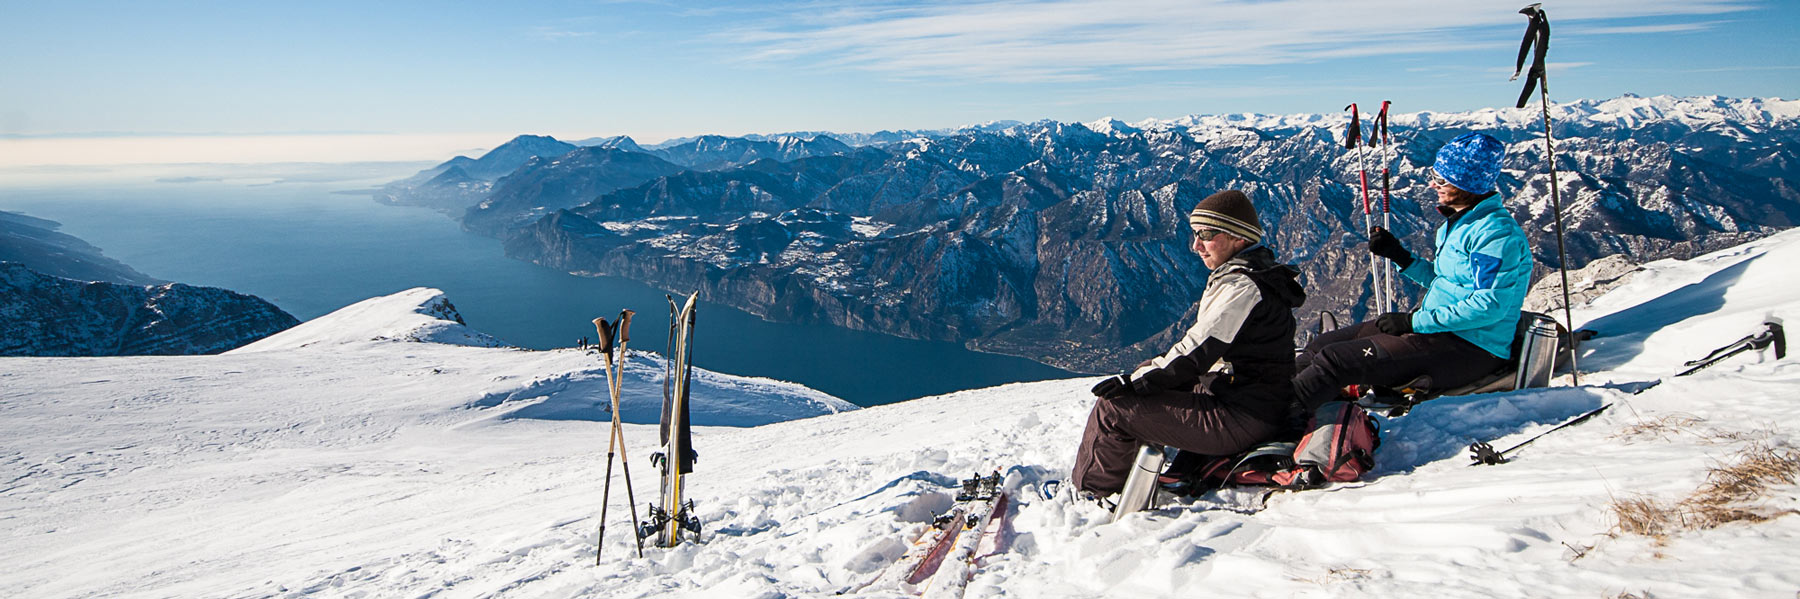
1072;190;1306;498
1291;132;1531;411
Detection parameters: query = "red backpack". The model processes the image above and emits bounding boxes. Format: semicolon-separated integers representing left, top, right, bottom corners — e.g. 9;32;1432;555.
1161;401;1381;492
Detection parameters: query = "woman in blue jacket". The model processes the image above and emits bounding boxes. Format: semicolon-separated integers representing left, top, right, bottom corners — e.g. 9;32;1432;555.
1292;132;1531;411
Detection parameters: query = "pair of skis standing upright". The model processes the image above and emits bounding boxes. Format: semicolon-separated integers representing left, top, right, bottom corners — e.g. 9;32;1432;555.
1345;100;1401;316
593;292;701;562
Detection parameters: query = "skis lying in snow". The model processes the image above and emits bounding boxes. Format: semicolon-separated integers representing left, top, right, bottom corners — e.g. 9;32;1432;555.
838;470;1017;597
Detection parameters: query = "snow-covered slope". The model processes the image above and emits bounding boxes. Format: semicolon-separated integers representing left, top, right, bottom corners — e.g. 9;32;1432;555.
5;230;1800;597
231;287;504;351
225;286;854;426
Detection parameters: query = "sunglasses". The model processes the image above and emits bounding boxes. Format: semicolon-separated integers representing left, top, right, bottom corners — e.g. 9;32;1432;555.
1192;228;1230;242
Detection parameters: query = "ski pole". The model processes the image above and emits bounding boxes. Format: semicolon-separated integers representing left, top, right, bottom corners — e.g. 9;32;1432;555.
1468;403;1612;466
593;317;620;563
1345;103;1382;317
593;312;644;563
1512;3;1580;385
611;310;642;558
1376;100;1396;313
1675;321;1786;377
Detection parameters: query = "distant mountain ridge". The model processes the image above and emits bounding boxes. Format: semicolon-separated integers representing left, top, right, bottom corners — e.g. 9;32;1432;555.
1;212;300;357
0;210;164;286
382;95;1800;372
1;262;299;357
377;132;863;218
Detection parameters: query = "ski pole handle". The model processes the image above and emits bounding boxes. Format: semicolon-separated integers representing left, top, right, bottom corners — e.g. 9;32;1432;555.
1382;168;1391;211
617;309;635;344
593;317;614;354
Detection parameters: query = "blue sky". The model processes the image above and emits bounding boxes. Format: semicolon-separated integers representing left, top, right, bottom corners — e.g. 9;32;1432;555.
2;0;1796;152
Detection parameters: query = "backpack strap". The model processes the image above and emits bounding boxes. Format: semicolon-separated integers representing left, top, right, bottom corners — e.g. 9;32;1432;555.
1223;441;1297;485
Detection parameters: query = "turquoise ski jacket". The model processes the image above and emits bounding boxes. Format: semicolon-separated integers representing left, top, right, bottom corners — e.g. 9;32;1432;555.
1398;195;1531;358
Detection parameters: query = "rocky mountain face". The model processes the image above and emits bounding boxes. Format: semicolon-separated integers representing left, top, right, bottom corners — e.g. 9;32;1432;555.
396;95;1800;373
462;147;688;237
1;214;299;356
1;262;299;357
378;133;863;223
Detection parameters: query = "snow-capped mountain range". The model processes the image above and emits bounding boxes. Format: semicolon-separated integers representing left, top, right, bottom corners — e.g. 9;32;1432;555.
1127;94;1800;139
5;223;1797;598
379;95;1799;374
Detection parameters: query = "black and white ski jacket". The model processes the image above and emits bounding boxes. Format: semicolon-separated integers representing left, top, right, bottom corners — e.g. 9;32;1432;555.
1125;245;1306;422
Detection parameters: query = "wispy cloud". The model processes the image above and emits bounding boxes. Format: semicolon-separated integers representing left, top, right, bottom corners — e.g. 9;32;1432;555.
1485;62;1596;75
720;0;1754;83
530;26;597;41
1566;21;1727;35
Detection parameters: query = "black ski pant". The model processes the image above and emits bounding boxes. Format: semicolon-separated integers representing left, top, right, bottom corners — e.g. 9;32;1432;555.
1072;390;1279;497
1292;320;1509;411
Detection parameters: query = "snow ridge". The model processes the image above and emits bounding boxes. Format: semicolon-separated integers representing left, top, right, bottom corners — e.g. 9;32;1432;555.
231;287;503;352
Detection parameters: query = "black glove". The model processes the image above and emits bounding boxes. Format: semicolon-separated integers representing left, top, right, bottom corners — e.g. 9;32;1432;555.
1368;227;1414;269
1090;374;1135;400
1375;312;1414;336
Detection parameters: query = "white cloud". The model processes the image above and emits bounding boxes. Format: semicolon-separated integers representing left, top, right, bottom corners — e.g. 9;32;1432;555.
530;26;597;41
1566;21;1726;35
1485;62;1596;75
721;0;1753;82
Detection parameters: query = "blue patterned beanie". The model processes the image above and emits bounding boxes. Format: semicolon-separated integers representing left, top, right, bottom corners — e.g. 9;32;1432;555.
1432;132;1505;196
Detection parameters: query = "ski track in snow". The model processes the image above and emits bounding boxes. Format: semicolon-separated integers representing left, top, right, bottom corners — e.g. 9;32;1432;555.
7;232;1800;597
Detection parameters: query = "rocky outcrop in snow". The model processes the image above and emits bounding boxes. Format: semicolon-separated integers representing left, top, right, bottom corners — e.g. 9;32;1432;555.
1523;254;1642;315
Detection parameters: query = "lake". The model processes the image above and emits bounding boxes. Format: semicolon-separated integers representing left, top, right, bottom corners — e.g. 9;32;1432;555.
0;163;1076;405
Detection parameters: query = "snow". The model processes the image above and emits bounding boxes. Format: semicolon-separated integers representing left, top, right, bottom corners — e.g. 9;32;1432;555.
598;220;669;235
851;216;897;239
7;230;1800;597
233;287;505;351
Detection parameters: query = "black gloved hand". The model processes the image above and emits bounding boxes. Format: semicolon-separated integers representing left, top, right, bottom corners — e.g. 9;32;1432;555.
1375;312;1414;336
1368;227;1415;270
1090;374;1135;400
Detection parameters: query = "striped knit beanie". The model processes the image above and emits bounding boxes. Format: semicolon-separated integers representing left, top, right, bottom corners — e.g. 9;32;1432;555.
1188;189;1263;244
